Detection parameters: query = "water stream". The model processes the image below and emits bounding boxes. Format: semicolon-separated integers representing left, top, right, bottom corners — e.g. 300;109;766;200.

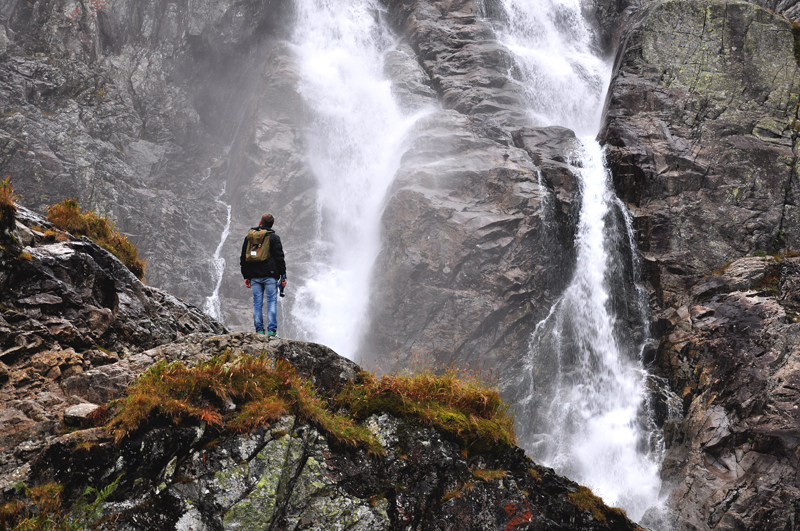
288;0;427;358
203;180;232;323
490;0;668;523
282;0;666;522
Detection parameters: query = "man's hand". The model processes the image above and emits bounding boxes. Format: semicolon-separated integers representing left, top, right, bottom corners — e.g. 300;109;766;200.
281;278;287;289
244;279;251;288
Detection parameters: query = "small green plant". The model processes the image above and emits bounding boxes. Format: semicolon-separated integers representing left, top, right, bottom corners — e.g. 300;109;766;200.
0;476;119;531
47;199;146;280
106;353;383;455
337;369;516;454
0;176;19;232
17;252;33;261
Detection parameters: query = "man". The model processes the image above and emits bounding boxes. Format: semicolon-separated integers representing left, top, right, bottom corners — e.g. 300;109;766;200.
240;213;287;337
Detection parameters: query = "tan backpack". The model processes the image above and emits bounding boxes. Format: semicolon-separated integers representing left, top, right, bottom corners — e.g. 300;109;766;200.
245;229;271;262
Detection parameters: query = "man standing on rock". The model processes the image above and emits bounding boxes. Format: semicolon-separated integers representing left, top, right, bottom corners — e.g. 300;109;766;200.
240;213;287;337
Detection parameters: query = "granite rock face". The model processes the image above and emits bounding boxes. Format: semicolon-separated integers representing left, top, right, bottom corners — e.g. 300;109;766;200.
602;0;799;301
654;256;800;531
360;0;585;373
601;0;800;528
0;0;293;304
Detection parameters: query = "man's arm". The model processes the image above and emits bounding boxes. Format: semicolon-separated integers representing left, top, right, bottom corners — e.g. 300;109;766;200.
240;236;251;287
271;234;286;278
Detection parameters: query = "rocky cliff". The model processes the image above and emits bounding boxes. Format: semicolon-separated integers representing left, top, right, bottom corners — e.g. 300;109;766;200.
0;207;640;530
601;0;800;529
0;0;292;304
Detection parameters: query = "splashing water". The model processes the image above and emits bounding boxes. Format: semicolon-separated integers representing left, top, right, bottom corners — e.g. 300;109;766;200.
514;140;662;520
289;0;429;358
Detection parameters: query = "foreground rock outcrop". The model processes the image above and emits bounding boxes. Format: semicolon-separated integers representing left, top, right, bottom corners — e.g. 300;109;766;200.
9;333;639;531
0;207;640;530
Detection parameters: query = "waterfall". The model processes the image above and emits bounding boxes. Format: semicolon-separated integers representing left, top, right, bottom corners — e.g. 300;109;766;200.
491;0;668;524
514;140;662;520
203;180;232;323
289;0;427;358
492;0;608;134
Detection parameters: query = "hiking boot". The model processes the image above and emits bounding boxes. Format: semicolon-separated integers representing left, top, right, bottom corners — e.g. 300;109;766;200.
267;331;279;338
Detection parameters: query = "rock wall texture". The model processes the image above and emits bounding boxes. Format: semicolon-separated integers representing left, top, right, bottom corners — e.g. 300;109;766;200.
359;0;584;373
600;0;800;529
0;0;292;304
0;205;224;494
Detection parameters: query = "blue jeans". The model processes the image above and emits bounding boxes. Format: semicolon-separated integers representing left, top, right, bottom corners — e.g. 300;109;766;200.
251;277;278;334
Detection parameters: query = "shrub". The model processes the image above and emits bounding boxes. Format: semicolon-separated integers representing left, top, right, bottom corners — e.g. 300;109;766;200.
0;477;119;531
0;176;19;232
46;199;146;279
337;369;516;454
106;353;383;455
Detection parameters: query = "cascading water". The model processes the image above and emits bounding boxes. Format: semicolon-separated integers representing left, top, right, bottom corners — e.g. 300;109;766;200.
203;180;232;323
513;141;663;520
289;0;428;358
490;0;669;524
490;0;609;134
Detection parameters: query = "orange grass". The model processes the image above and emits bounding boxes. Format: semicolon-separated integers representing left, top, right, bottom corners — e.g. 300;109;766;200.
106;353;383;455
47;199;146;279
568;486;629;525
337;369;516;454
0;176;19;232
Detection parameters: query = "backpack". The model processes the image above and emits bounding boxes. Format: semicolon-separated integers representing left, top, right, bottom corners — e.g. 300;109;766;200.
245;229;271;262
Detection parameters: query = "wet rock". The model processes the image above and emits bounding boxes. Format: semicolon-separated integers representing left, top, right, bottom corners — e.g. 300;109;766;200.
63;403;99;427
601;0;800;307
601;1;800;528
0;0;294;307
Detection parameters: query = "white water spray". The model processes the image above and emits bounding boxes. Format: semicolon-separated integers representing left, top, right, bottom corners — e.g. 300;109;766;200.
203;181;232;323
289;0;428;358
516;140;662;520
492;0;609;134
492;0;668;523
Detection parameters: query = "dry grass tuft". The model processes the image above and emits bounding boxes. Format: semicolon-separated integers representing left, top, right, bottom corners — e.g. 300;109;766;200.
0;176;19;232
337;369;516;454
472;468;507;481
567;485;628;525
107;353;383;455
47;198;146;280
